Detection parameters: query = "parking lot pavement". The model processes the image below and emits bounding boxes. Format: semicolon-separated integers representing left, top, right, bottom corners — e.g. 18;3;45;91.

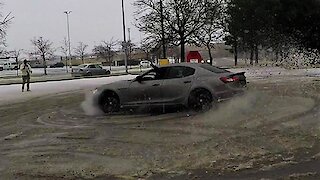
0;76;319;179
0;75;137;105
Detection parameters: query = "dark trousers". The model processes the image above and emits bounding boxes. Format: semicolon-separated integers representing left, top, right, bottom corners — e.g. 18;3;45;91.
22;75;30;91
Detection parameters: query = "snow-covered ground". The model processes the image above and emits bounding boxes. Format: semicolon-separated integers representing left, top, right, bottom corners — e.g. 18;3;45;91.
230;67;320;78
0;75;137;105
0;65;143;77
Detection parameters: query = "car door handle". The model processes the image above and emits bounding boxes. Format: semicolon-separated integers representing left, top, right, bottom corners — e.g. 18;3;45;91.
184;81;192;84
152;84;160;87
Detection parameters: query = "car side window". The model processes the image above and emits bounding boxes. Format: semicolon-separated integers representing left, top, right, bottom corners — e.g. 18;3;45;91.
183;67;195;77
95;65;102;69
142;71;157;81
88;65;96;68
141;67;168;81
166;67;184;79
165;66;195;79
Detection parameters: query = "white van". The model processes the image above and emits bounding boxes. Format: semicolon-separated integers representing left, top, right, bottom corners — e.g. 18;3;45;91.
0;61;18;70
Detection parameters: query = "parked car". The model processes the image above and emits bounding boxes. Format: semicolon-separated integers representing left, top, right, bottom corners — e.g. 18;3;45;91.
92;63;246;113
201;59;217;65
0;61;18;70
50;62;65;68
140;60;151;68
71;64;110;77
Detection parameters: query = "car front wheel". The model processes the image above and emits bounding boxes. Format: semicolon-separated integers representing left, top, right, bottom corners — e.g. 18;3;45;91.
87;72;92;76
100;95;120;114
188;89;213;112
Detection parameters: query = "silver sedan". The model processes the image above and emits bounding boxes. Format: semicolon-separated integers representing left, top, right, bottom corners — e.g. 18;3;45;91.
93;63;246;113
72;64;110;77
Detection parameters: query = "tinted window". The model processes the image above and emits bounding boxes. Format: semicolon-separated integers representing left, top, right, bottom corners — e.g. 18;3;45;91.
200;64;229;74
142;67;168;81
165;66;195;79
88;65;96;68
183;67;195;77
95;65;102;69
166;67;184;79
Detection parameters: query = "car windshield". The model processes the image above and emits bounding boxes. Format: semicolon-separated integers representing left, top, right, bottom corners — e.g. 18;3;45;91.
1;0;319;180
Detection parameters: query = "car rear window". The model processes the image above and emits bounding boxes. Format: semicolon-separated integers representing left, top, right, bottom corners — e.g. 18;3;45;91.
95;65;102;68
200;64;229;74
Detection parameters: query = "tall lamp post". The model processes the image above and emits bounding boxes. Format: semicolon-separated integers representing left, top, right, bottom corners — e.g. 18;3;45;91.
64;11;72;70
121;0;128;73
128;28;131;62
160;0;166;59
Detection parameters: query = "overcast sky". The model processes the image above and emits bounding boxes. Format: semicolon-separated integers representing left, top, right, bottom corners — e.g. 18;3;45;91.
2;0;141;54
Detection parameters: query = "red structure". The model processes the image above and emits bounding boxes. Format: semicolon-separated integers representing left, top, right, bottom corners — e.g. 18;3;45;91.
186;51;203;63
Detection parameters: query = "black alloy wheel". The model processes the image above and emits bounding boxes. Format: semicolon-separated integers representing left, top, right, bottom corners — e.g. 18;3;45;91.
188;89;213;112
101;96;120;114
87;72;93;76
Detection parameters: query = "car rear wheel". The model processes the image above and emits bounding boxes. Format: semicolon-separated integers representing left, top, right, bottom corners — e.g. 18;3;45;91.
188;89;213;112
87;72;92;76
100;94;120;114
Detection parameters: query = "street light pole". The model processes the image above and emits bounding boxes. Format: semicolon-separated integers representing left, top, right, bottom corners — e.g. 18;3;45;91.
64;11;72;70
160;0;166;59
128;28;131;62
121;0;128;73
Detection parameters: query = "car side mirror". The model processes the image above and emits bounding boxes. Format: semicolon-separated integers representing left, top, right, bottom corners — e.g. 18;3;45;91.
135;76;143;82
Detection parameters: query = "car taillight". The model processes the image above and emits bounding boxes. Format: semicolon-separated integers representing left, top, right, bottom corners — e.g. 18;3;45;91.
220;76;239;83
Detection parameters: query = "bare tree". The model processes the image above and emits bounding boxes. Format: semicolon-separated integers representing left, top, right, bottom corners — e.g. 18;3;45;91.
74;42;88;64
192;0;225;65
0;4;14;55
93;38;118;70
60;37;69;72
0;12;13;38
140;40;153;61
10;49;22;59
6;49;22;76
127;40;136;62
135;0;209;62
31;37;53;75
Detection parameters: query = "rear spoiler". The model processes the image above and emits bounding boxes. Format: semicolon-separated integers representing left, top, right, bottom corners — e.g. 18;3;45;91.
228;72;246;79
231;72;245;76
